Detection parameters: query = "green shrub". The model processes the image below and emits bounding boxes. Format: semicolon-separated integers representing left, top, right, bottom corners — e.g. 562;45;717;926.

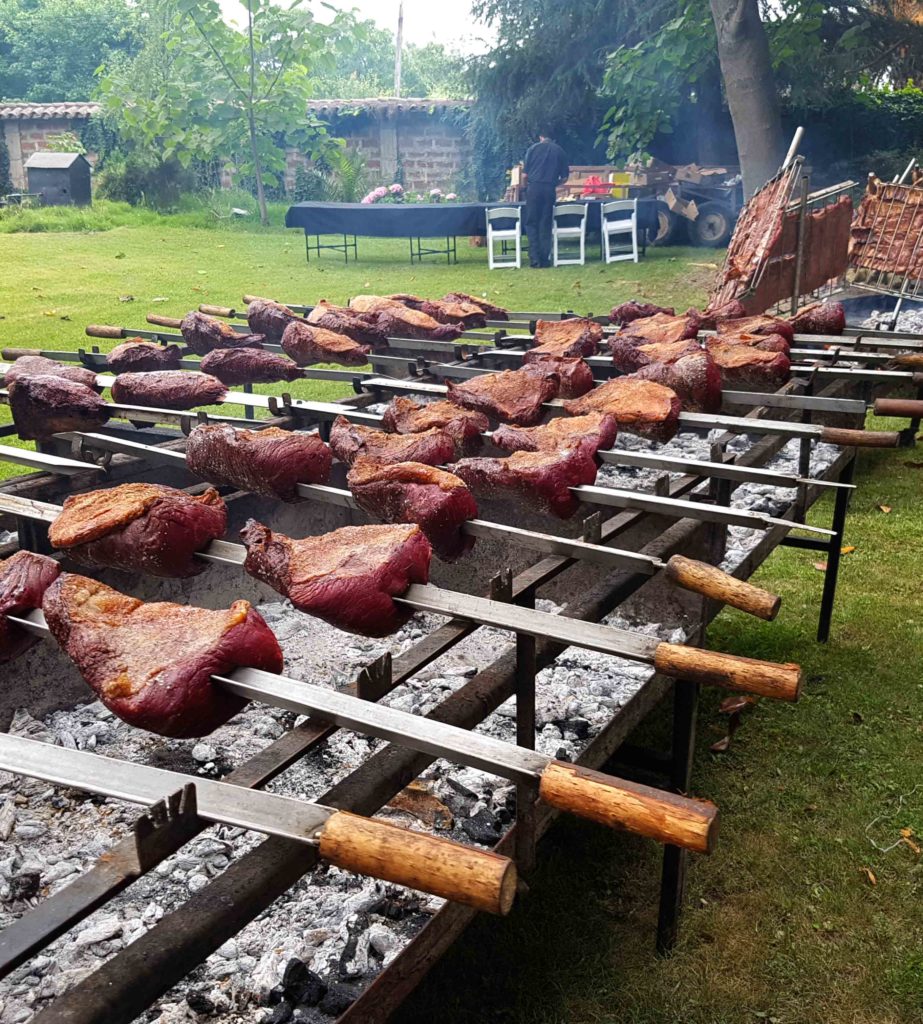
95;154;196;211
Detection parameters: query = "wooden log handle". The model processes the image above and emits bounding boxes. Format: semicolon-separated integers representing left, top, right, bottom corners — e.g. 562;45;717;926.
242;294;270;305
146;314;183;328
199;304;236;318
539;761;718;854
85;325;126;339
654;642;802;701
317;810;517;916
873;397;923;419
889;353;923;369
1;347;42;360
664;554;781;621
819;427;900;448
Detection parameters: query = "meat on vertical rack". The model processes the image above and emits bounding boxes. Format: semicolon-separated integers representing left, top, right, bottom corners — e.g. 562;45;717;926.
0;551;62;664
9;374;110;440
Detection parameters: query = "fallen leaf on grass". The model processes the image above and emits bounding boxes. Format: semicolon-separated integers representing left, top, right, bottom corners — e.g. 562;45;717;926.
59;315;71;321
114;252;126;259
852;711;864;724
720;694;756;715
690;262;719;270
151;297;169;303
900;827;921;855
814;561;828;571
118;295;134;303
878;504;892;513
841;545;856;555
904;461;923;468
861;866;877;886
710;735;731;753
41;310;57;317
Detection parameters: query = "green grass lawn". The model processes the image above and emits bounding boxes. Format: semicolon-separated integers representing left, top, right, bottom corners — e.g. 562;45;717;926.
0;212;919;1022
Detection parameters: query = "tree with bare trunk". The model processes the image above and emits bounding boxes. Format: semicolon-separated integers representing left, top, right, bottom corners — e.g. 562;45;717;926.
708;0;785;196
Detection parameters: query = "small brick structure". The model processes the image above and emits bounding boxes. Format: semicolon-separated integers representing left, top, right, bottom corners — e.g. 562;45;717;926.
1;98;472;196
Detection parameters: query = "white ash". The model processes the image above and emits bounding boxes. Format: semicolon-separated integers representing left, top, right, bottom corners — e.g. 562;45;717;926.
861;306;923;334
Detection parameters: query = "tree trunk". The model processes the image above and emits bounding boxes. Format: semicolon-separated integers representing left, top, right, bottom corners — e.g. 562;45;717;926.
248;112;269;227
708;0;784;197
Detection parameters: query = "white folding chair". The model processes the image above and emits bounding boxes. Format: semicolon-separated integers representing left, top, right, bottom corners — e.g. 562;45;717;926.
552;203;588;266
601;199;639;263
486;206;522;269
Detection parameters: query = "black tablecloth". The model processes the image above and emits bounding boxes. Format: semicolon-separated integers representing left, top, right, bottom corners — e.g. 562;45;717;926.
285;199;660;239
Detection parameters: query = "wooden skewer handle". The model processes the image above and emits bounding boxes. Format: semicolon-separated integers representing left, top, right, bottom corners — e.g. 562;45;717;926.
819;427;900;448
241;294;269;305
664;554;781;621
199;304;236;318
654;642;802;701
146;314;183;328
1;347;42;360
539;761;718;854
85;325;126;339
873;398;923;419
890;353;923;369
317;810;517;916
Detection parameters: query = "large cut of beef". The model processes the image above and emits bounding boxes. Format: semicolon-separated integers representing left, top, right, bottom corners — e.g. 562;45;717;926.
447;369;557;426
491;411;618;459
186;424;331;500
531;318;603;358
694;299;748;330
387;293;487;328
0;551;61;664
329;416;456;467
715;316;794;344
609;301;675;325
347;458;478;562
449;442;598;519
521;353;593;398
244;298;302;342
442;292;509;321
9;375;109;440
633;352;722;413
48;483;227;578
241;520;431;637
380;396;488;455
562;377;682;443
306;301;390;348
179;311;264;356
707;331;789;354
6;356;100;392
348;296;464;340
788;301;846;336
280;320;371;368
611;312;700;347
106;340;182;373
609;337;701;374
705;341;791;387
199;347;302;386
111;370;227;411
43;573;283;737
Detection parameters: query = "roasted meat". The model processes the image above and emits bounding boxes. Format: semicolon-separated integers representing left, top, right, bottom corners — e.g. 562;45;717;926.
634;352;722;413
245;298;302;341
329;416;456;467
707;331;789;354
380;396;488;455
715;316;795;345
447;369;557;426
521;353;593;398
111;370;227;410
199;347;302;386
48;483;227;579
280;320;371;368
44;574;283;737
186;424;331;500
531;318;603;358
491;411;618;459
609;337;701;373
0;551;61;664
442;292;509;321
241;520;431;637
609;301;675;325
788;301;846;336
613;312;700;346
6;355;100;392
388;293;487;328
9;374;109;440
695;299;748;330
306;301;390;348
179;311;264;356
563;377;682;443
450;442;599;519
348;295;464;340
348;458;478;562
705;341;791;387
106;340;182;373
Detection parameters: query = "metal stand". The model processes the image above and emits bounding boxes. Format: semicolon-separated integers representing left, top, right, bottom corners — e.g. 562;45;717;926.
304;231;357;263
409;235;457;264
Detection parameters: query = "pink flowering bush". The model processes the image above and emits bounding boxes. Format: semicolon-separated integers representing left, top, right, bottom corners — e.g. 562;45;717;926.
359;183;405;204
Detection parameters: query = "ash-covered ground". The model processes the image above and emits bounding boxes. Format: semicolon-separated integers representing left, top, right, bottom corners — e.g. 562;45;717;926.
0;432;840;1024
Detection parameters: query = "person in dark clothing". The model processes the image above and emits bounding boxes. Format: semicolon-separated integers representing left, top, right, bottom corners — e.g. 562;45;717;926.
523;130;569;267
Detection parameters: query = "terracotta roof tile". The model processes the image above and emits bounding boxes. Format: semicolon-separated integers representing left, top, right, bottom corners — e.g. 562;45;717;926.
0;101;101;120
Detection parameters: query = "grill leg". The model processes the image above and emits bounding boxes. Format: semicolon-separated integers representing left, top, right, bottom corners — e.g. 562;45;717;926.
816;453;856;643
515;590;538;874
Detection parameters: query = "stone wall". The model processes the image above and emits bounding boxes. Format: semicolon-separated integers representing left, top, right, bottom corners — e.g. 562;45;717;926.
2;118;98;191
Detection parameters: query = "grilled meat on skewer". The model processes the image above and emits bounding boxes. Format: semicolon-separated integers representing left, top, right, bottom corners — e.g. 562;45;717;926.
531;318;603;358
186;424;332;500
704;341;791;388
199;347;302;386
695;299;748;330
43;573;283;737
563;377;682;443
244;297;303;341
5;355;100;391
707;332;790;354
0;551;61;664
348;458;478;562
381;397;489;456
241;520;431;637
788;301;846;336
447;368;558;427
9;374;109;440
106;340;182;373
715;316;794;344
491;411;618;458
330;416;456;467
280;320;371;368
612;312;701;346
179;311;264;355
520;353;593;398
387;293;488;328
634;352;722;414
609;337;702;373
442;292;509;321
110;370;227;410
306;301;390;348
609;301;675;325
348;295;465;340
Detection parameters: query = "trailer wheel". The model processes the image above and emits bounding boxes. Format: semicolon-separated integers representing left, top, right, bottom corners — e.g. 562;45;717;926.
651;204;686;246
691;202;734;247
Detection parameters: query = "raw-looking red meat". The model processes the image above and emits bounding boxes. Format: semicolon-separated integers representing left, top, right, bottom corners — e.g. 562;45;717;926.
381;396;488;456
695;299;748;330
447;369;558;426
708;331;789;354
185;424;332;500
199;347;302;386
609;301;675;325
705;341;791;387
106;340;182;373
9;374;109;440
531;318;603;358
442;292;509;321
348;458;478;562
562;377;682;443
111;370;227;411
241;520;431;637
245;298;302;341
0;551;61;664
612;312;700;346
6;355;100;392
491;411;618;459
788;301;846;336
43;573;283;738
388;294;487;328
329;416;456;467
715;316;795;344
634;352;723;413
281;320;371;368
449;442;599;519
521;353;594;398
48;483;227;579
179;311;264;355
349;296;465;340
609;337;701;373
306;301;390;348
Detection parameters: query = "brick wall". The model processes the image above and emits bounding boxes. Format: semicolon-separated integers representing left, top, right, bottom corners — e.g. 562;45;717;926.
3;117;97;190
